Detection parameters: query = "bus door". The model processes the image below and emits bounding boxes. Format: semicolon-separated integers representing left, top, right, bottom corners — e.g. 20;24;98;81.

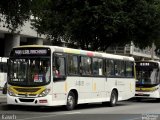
105;60;128;97
52;53;67;100
79;56;93;101
92;57;105;100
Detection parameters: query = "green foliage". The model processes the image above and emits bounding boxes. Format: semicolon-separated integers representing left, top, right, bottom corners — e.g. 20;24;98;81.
124;0;160;49
31;0;160;50
0;0;160;50
0;0;31;32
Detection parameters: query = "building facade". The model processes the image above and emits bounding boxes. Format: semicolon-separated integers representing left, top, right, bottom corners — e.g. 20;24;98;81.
0;20;46;57
106;42;159;61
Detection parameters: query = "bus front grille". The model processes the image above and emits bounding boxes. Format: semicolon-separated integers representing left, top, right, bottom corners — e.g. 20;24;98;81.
135;94;150;97
18;94;37;97
14;88;40;92
19;98;34;102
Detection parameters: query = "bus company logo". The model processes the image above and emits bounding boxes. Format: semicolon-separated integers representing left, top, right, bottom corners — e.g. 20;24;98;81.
142;114;159;120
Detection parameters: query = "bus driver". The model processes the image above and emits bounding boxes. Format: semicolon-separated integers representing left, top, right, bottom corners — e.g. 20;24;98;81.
52;65;60;78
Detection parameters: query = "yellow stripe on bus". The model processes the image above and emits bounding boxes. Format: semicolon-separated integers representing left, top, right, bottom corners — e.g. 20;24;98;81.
136;86;158;92
93;83;96;92
64;82;68;92
9;86;45;95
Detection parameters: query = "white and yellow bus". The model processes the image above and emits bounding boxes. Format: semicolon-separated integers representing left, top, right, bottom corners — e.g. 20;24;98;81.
7;45;135;110
0;57;8;94
135;60;160;100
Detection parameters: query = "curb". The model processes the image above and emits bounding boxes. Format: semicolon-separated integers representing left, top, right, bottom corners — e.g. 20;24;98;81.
0;95;7;104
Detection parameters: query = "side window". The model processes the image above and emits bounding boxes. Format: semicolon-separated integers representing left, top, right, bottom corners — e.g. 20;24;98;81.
92;58;103;76
115;60;125;77
121;61;125;77
53;54;66;78
68;55;78;75
126;61;134;77
58;57;65;75
106;59;115;77
115;61;120;76
80;56;92;75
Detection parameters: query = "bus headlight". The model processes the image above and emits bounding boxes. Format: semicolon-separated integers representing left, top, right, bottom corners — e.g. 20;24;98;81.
8;89;16;96
38;89;50;97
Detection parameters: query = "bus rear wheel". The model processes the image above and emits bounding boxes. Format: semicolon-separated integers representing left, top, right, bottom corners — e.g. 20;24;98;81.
66;91;76;110
109;90;118;107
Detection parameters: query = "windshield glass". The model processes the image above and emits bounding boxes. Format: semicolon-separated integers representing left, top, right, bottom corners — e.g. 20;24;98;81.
8;58;51;86
136;67;159;85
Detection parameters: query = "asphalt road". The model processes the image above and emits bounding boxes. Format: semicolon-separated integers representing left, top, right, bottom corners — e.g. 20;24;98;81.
0;96;160;120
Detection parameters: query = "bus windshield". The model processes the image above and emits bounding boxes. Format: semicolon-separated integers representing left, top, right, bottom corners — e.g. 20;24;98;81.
136;67;159;85
8;58;51;86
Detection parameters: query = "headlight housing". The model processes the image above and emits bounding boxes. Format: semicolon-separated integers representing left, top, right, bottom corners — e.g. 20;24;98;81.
8;89;16;96
38;89;50;97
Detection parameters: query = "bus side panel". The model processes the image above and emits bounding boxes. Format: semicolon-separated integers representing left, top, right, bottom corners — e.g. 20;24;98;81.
105;78;135;101
105;78;120;100
78;77;93;103
92;77;107;102
52;77;80;106
122;78;135;100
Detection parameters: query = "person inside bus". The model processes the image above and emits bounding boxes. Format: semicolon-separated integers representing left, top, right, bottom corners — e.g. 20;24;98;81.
52;65;60;78
150;68;158;84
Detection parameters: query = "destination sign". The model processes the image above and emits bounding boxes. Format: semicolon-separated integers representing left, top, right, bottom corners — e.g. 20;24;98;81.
14;49;47;55
10;47;51;57
136;62;158;68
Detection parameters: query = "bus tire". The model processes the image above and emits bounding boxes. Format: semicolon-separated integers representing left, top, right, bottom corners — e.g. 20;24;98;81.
109;90;118;107
66;91;76;110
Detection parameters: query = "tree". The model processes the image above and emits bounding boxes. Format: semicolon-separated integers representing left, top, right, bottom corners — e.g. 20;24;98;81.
0;0;160;51
124;0;160;49
0;0;31;32
31;0;160;51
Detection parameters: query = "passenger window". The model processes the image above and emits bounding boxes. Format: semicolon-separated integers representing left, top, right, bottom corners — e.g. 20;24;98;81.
68;55;78;75
92;58;103;76
80;56;92;75
106;59;115;77
115;60;125;77
53;54;66;79
126;61;134;77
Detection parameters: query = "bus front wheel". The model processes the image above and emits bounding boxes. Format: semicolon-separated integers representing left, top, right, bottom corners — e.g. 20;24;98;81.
109;90;118;107
66;91;76;110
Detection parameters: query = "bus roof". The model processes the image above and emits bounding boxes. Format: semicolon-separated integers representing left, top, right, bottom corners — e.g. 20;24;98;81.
14;45;134;61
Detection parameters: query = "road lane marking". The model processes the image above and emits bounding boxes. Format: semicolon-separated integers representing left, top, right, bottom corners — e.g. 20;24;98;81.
63;112;81;114
17;112;81;120
126;117;141;120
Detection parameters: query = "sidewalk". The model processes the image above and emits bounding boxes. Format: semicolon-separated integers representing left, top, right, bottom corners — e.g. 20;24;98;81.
0;94;6;104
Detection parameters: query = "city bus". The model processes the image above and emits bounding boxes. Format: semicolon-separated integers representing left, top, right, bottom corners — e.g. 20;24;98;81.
7;45;135;110
135;60;160;100
0;57;8;94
